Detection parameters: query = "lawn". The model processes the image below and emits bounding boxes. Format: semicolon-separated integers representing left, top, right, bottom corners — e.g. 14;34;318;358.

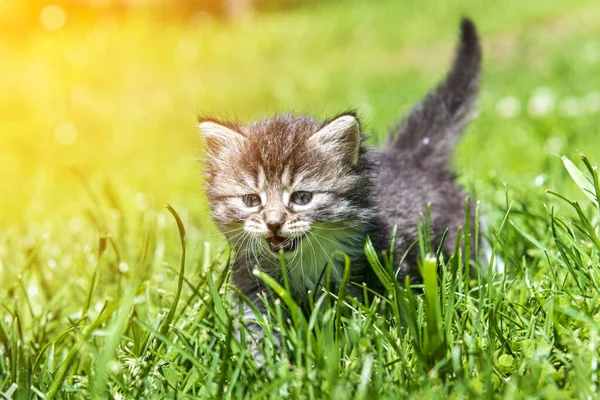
2;0;600;398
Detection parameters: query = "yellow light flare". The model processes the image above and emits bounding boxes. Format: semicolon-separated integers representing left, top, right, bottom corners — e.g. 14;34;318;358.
54;122;78;146
39;4;67;31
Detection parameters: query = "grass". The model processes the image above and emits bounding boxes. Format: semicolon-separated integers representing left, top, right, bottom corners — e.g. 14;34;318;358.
2;0;600;398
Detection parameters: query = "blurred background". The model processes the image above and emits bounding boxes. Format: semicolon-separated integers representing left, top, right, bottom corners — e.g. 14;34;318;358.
2;3;600;396
1;0;600;288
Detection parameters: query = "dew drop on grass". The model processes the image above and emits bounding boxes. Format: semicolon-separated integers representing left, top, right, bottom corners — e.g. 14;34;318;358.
119;262;129;273
534;174;546;187
528;87;555;116
585;91;600;113
559;97;583;117
108;360;120;374
544;136;564;155
496;96;520;119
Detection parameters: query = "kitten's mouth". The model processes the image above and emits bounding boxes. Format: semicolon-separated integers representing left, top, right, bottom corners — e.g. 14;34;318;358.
268;235;299;253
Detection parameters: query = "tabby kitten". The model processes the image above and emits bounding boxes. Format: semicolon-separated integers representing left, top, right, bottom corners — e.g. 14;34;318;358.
199;19;480;345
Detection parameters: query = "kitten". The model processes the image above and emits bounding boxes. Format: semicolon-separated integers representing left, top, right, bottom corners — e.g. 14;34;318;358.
199;18;480;348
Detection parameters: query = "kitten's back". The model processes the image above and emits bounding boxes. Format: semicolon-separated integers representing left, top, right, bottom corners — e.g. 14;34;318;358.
374;19;481;281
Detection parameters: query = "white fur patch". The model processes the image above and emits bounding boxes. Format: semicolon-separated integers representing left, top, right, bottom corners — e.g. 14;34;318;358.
281;165;291;187
257;166;266;189
282;190;291;205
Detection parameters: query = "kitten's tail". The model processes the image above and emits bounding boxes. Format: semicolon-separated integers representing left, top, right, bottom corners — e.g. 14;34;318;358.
392;18;481;165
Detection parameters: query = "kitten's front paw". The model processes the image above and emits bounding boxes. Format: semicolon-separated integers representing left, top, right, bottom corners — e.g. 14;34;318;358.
239;322;282;366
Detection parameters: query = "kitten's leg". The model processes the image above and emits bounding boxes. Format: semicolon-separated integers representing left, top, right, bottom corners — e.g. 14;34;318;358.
232;261;283;363
234;295;267;363
235;291;282;361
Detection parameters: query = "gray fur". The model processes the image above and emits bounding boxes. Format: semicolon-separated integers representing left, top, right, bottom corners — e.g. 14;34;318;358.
375;19;480;281
199;18;481;347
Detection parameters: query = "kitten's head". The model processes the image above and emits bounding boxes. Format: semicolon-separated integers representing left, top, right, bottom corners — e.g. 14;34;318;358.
199;113;374;259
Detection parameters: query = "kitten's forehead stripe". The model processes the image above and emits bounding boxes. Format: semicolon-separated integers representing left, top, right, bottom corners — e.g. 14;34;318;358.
243;115;320;184
257;165;266;189
282;190;291;205
281;165;291;187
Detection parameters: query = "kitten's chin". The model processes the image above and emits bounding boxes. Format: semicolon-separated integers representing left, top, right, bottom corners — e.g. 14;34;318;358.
267;235;300;254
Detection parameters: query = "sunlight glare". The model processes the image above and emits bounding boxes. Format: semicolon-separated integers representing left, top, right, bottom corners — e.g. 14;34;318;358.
54;122;78;146
40;5;67;31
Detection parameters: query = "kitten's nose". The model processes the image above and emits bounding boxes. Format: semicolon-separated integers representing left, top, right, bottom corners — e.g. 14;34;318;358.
266;222;282;234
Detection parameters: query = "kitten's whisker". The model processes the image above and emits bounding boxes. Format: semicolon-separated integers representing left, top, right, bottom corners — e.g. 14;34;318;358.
255;240;278;270
250;238;261;274
312;223;360;232
236;234;254;271
228;229;248;242
286;239;303;276
305;234;322;264
291;242;303;270
309;231;343;246
245;238;259;281
231;233;252;278
308;236;320;289
299;237;305;285
304;235;317;268
210;229;248;256
252;238;263;270
254;238;278;269
307;231;340;282
307;231;333;259
216;238;234;255
203;226;245;237
235;233;251;258
220;230;248;253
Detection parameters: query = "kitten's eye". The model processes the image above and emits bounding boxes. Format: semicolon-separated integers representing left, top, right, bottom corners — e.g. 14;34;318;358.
291;191;313;206
242;194;261;208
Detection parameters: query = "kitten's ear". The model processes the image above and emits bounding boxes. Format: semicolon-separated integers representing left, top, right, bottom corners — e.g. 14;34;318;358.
198;121;245;157
309;114;362;165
